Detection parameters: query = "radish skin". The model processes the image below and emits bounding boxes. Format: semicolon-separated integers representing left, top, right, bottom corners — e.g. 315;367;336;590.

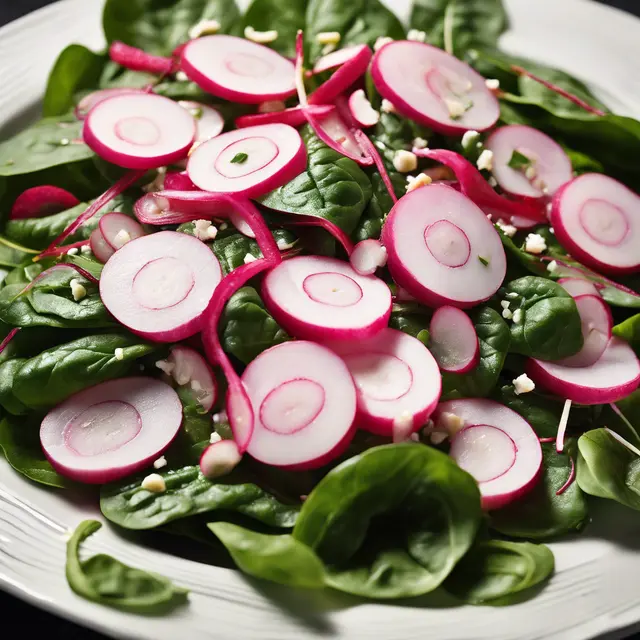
163;171;197;192
75;88;144;120
99;212;145;250
90;227;115;263
235;104;332;129
11;186;80;220
429;306;480;373
311;45;365;75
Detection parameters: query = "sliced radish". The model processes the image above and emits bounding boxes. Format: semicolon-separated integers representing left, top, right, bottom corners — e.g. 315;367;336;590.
109;41;174;76
348;89;380;128
235;104;332;129
200;439;242;479
308;44;372;106
558;277;600;298
180;35;296;103
382;183;506;308
11;186;80;220
429;306;479;373
99;212;145;250
40;377;182;484
485;125;573;198
83;93;196;169
90;228;115;263
353;129;397;203
167;345;217;412
262;255;391;341
350;239;387;275
371;41;499;135
550;173;640;274
437;399;542;510
178;101;224;144
527;337;640;405
327;328;440;437
75;88;144;120
187;123;306;198
99;231;222;342
242;340;357;469
311;45;365;75
163;171;197;191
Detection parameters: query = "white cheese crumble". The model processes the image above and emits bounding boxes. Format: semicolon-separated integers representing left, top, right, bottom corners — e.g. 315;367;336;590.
66;247;79;256
430;431;448;445
445;98;466;120
258;100;286;114
210;431;222;444
193;219;218;241
276;237;296;250
141;473;166;493
485;78;500;90
436;411;465;435
547;260;558;273
153;456;168;470
476;149;494;171
155;359;175;376
243;253;257;264
406;173;432;192
461;130;480;150
407;29;427;42
80;244;92;255
549;226;555;235
176;71;189;82
513;373;535;395
213;411;228;424
374;36;394;51
488;176;498;187
189;19;221;39
393;150;418;173
70;279;86;302
500;300;510;309
244;26;278;44
113;229;132;249
412;137;428;150
512;308;523;324
502;308;513;320
496;219;517;237
507;292;519;298
524;232;547;254
114;348;125;361
316;31;341;45
381;99;397;114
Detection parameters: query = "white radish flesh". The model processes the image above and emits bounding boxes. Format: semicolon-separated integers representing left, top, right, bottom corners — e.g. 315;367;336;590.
75;88;144;120
40;377;182;484
382;183;506;308
99;212;145;250
348;89;380;128
83;93;196;169
371;41;499;135
527;337;640;405
437;399;542;510
167;345;217;412
100;231;222;342
242;341;357;469
558;277;600;298
327;328;441;437
262;255;392;342
350;239;387;275
550;174;640;274
200;439;242;479
180;35;296;103
89;228;115;263
178;101;224;144
429;306;479;373
311;45;365;75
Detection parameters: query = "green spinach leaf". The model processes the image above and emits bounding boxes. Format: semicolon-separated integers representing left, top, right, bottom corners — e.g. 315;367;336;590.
241;0;306;58
613;313;640;355
0;359;29;415
389;302;430;345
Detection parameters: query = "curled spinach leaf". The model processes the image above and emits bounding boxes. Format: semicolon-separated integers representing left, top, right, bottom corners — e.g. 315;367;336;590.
613;313;640;355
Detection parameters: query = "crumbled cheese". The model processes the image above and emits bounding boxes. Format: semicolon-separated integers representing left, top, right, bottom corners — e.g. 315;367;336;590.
507;292;519;299
201;442;242;479
70;279;86;302
524;165;538;181
406;173;432;192
213;411;228;424
436;411;465;435
496;219;517;237
316;31;341;46
445;98;466;120
244;26;278;44
381;99;397;114
191;379;202;392
412;137;428;150
488;176;498;188
461;130;480;151
549;227;555;235
193;219;218;242
500;300;511;309
153;456;168;470
113;229;132;249
155;359;175;376
219;222;228;231
80;244;92;255
176;71;189;82
66;247;79;256
430;431;448;445
114;348;125;361
409;432;421;442
210;431;222;444
393;150;418;173
407;29;427;42
392;411;414;443
258;100;286;114
502;308;513;320
512;308;523;324
243;253;257;264
374;36;394;51
189;19;221;39
141;473;166;493
476;149;494;172
485;78;500;90
524;232;547;254
276;237;296;251
547;260;558;273
513;373;535;395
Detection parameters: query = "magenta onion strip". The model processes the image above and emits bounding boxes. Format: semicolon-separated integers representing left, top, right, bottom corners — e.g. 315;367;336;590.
354;129;397;204
36;239;91;262
109;41;175;76
11;186;80;220
555;454;576;496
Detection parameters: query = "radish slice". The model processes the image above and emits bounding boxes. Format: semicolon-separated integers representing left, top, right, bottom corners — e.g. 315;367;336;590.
354;129;397;203
558;277;600;298
40;377;182;484
242;340;357;469
350;239;387;275
99;231;222;342
382;183;506;308
348;89;380;128
311;45;365;75
163;171;197;191
371;41;499;135
550;174;640;274
178;101;224;144
429;306;480;373
109;41;174;75
99;212;145;250
262;255;392;341
187;123;306;198
308;44;372;106
235;104;332;129
485;125;573;199
555;294;612;368
527;337;640;405
90;228;115;263
75;88;144;120
327;328;441;437
437;399;542;510
11;186;80;220
167;345;217;412
84;93;196;169
200;439;242;479
181;35;296;103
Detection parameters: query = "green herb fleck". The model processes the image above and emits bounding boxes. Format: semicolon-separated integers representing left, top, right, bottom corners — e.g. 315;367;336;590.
478;255;490;267
508;150;532;170
230;152;248;164
190;107;203;120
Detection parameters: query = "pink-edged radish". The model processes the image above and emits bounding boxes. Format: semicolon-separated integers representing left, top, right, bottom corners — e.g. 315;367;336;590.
187;123;306;198
75;88;144;120
178;101;224;144
485;125;573;198
241;340;357;469
429;306;480;373
371;40;500;135
382;183;506;308
99;231;222;342
235;104;332;129
89;228;115;264
353;129;397;203
550;173;640;274
310;45;366;75
200;439;242;479
558;277;600;298
99;212;145;250
40;377;182;484
10;186;80;220
308;44;372;106
109;41;174;76
180;35;296;103
349;239;387;275
262;255;392;342
348;89;380;128
163;171;197;192
556;294;612;368
167;345;217;412
326;328;440;437
83;93;196;169
527;337;640;405
436;399;542;510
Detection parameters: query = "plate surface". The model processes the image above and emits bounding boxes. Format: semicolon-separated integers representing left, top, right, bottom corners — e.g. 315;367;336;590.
1;1;640;639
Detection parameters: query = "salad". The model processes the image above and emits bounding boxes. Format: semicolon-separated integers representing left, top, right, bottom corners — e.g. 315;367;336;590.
0;0;639;615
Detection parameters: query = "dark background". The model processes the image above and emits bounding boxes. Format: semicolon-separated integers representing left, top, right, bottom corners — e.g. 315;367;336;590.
0;0;639;638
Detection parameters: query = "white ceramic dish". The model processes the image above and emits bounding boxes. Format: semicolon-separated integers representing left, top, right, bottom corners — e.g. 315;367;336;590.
1;1;640;638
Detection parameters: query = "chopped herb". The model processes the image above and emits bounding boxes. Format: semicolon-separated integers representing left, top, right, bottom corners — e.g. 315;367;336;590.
231;152;248;164
190;107;203;120
478;255;490;266
508;150;532;170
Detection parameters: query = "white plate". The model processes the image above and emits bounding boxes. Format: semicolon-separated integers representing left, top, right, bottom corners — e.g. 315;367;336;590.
1;1;640;639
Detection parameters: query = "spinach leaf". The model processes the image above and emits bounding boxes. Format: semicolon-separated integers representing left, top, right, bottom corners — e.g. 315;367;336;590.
103;0;241;56
613;313;640;355
444;539;554;605
221;287;289;364
293;443;482;599
13;334;157;409
441;307;510;399
0;359;29;415
101;465;299;530
502;276;583;360
0;326;82;363
306;0;405;60
67;520;188;613
576;428;640;511
241;0;306;58
497;227;548;278
261;126;372;235
208;522;327;588
389;302;430;345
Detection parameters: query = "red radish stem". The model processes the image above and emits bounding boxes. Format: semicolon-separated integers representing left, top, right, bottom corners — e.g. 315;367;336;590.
21;264;99;291
510;65;606;117
354;130;397;204
604;427;640;457
555;454;576;496
539;437;556;443
35;239;90;261
109;41;174;76
555;399;572;453
295;30;308;107
200;439;242;479
11;186;80;220
235;104;332;129
429;306;479;373
0;328;20;356
609;402;640;440
75;88;145;120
